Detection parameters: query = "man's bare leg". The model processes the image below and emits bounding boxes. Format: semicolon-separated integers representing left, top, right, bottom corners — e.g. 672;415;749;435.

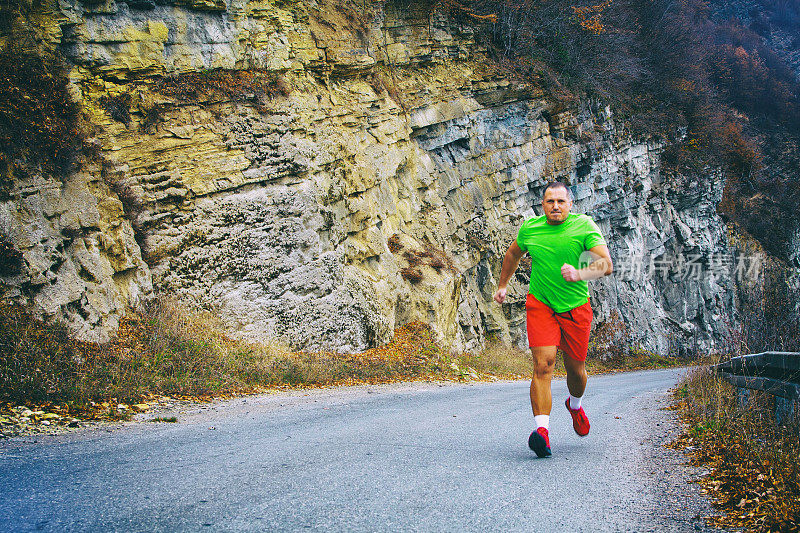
528;345;557;457
530;345;558;415
563;353;591;436
563;354;587;398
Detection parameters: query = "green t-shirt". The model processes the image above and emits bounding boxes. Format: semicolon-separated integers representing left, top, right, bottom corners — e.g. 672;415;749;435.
516;213;607;313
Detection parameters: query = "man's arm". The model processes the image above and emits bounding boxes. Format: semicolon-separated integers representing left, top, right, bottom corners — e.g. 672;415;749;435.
494;241;526;303
561;244;613;282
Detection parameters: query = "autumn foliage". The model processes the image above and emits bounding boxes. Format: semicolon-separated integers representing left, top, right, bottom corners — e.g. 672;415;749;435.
0;47;83;176
570;0;613;34
0;299;461;410
152;70;291;103
443;0;800;260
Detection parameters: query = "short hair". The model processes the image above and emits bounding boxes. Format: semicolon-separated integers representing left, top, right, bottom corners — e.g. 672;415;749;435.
543;181;573;200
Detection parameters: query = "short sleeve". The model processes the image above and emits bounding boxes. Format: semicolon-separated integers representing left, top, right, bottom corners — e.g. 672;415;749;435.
516;226;528;253
583;217;606;250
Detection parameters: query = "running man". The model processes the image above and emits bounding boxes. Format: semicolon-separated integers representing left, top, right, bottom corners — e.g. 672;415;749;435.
493;182;613;457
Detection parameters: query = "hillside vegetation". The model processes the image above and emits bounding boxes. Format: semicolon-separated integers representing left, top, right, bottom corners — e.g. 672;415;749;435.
445;0;800;261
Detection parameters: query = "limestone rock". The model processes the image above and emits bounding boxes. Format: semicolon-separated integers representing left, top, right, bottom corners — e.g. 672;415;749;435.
0;169;152;342
1;0;778;356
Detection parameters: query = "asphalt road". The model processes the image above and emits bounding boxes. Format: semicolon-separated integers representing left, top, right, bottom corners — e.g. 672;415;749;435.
0;368;718;532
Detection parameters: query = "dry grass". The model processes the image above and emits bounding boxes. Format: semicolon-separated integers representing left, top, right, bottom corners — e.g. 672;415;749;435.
1;298;696;425
0;300;454;419
585;348;697;373
87;300;294;401
671;368;800;531
0;305;84;403
457;340;532;378
0;301;296;417
454;337;690;380
90;300;457;400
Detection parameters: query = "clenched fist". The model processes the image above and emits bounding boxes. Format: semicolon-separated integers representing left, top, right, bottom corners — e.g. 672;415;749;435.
494;287;508;303
561;263;581;282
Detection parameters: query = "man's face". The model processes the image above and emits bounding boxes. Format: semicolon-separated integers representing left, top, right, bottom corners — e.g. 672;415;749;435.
542;186;572;225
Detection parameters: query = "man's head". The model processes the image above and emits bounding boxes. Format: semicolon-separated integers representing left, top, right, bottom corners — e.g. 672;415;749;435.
541;182;573;225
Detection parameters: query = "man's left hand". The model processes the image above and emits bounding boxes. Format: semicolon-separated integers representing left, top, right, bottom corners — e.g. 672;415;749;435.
561;263;581;282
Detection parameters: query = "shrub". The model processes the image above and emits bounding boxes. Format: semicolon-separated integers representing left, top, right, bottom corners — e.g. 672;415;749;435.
0;297;454;410
403;250;423;266
400;266;423;283
387;234;403;253
151;70;291;104
99;94;132;126
718;120;760;175
139;102;168;133
727;256;800;355
0;234;22;277
421;242;455;273
0;46;83;175
429;256;446;273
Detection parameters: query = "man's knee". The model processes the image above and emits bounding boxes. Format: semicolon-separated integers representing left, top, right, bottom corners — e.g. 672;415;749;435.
533;360;555;378
531;347;556;377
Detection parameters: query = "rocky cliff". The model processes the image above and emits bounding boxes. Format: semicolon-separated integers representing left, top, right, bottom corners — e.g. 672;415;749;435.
0;0;747;354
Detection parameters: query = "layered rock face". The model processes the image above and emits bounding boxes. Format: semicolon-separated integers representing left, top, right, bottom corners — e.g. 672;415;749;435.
1;0;742;353
0;162;152;342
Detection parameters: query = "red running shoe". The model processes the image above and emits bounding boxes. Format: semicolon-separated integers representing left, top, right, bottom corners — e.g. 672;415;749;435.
565;398;590;436
528;427;551;458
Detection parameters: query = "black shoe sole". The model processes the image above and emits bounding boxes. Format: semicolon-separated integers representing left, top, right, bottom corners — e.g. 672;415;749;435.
528;430;552;458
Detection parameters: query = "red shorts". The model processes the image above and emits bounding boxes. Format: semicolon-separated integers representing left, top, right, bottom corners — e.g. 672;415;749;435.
526;294;593;362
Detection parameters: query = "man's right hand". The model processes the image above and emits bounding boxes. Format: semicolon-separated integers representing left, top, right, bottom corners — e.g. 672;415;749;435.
494;242;524;305
494;287;507;304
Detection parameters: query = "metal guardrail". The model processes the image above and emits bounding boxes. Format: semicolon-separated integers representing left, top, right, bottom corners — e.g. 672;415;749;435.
714;351;800;400
713;352;800;423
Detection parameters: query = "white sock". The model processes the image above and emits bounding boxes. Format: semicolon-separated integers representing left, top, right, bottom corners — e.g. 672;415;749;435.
569;394;583;410
534;414;550;430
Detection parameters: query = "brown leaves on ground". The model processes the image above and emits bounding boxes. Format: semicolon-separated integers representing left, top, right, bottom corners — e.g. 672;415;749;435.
669;372;800;531
672;433;800;531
